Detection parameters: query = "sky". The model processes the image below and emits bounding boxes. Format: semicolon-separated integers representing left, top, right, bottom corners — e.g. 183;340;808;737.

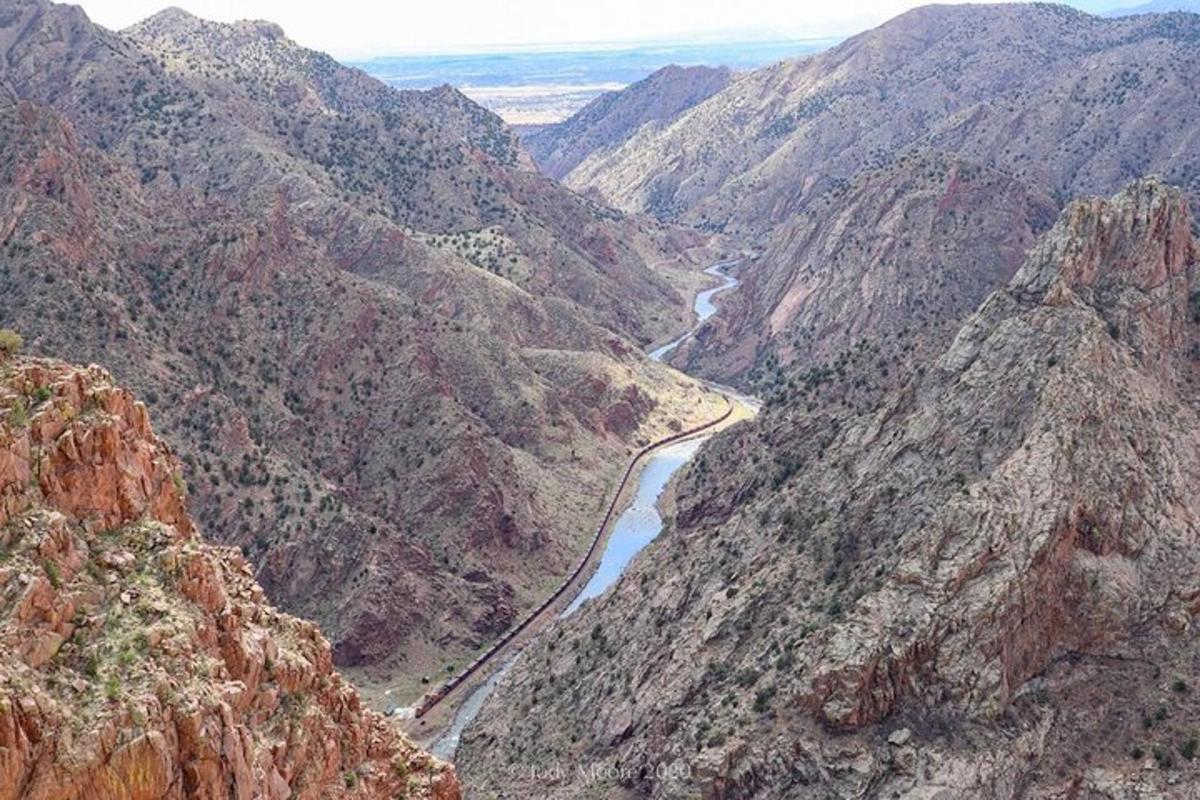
73;0;1016;58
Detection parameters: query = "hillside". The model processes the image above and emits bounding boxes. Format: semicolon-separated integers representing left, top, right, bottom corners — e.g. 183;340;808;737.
520;64;733;180
0;352;460;799
0;0;726;698
461;181;1200;797
566;4;1200;235
555;3;1200;392
668;151;1060;391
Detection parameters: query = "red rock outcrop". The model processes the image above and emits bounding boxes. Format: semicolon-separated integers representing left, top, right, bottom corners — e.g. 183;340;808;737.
0;354;459;800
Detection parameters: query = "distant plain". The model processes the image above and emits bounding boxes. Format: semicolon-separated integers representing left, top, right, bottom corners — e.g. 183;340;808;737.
348;39;838;123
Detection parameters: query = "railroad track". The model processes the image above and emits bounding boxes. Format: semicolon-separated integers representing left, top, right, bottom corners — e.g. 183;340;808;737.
414;398;736;718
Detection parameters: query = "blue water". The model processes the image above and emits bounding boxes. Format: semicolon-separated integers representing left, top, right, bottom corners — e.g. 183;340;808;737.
430;658;514;761
649;259;740;361
430;262;741;759
562;437;706;616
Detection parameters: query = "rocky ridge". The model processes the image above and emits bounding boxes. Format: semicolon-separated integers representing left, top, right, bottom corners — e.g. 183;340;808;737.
0;353;460;799
672;151;1060;394
461;180;1200;798
566;4;1200;235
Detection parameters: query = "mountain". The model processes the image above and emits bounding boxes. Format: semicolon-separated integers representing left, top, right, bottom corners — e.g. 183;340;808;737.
460;179;1200;798
519;64;733;180
671;151;1060;392
0;352;460;799
554;3;1200;393
0;0;726;699
565;4;1200;237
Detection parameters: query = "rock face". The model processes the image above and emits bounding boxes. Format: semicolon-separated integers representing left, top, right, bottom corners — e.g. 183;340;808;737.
671;151;1060;391
555;4;1200;393
0;355;459;800
460;181;1200;798
520;65;733;180
0;0;725;690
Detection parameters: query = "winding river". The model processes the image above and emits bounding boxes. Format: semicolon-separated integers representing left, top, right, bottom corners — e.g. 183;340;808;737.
649;259;741;361
430;259;742;760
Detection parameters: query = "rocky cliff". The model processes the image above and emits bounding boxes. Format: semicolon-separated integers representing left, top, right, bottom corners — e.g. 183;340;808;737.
460;180;1200;798
667;151;1060;392
0;353;459;799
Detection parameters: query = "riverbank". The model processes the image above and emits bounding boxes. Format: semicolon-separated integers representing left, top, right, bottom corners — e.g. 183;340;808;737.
402;257;755;754
401;396;746;740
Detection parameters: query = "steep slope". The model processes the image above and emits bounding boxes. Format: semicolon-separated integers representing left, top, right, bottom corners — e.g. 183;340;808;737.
0;0;698;344
0;353;459;800
461;181;1200;798
671;151;1059;391
520;65;733;180
567;4;1200;237
0;0;726;698
561;3;1200;396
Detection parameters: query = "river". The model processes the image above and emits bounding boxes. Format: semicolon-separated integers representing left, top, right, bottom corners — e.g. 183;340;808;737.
429;259;742;760
648;259;741;361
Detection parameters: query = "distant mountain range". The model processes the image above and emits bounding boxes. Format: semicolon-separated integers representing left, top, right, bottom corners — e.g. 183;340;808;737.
519;65;733;179
1107;0;1200;14
1071;0;1200;13
539;3;1200;395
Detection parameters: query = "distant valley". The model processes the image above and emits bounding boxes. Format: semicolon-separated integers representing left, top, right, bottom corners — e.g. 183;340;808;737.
347;39;838;123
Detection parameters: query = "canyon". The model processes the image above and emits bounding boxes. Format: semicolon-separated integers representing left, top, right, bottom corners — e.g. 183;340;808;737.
3;0;1200;797
557;3;1200;392
461;177;1200;799
0;0;727;703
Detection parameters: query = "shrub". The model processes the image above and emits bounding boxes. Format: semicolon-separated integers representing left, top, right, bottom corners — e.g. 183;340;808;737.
0;328;21;356
753;685;777;713
43;560;62;589
7;399;28;429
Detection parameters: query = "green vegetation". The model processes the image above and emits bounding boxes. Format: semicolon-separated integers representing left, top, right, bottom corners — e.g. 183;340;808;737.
1153;745;1175;769
752;685;777;713
7;399;28;429
43;560;62;589
0;328;22;356
1181;737;1198;761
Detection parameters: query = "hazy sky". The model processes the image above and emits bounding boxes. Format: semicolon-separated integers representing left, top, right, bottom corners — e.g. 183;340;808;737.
75;0;994;58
